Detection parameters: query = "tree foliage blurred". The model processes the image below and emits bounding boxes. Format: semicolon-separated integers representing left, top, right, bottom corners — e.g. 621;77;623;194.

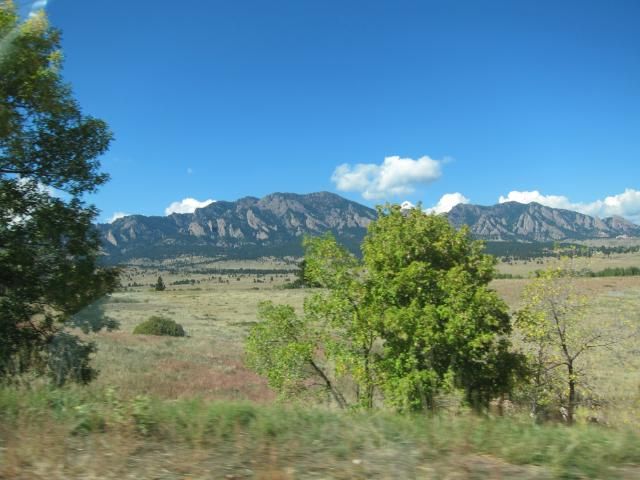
0;3;118;385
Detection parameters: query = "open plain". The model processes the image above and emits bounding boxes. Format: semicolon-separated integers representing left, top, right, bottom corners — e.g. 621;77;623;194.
2;259;640;479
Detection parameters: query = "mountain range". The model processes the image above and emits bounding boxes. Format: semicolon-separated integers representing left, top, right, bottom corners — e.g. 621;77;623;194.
447;201;640;242
98;192;375;262
97;192;640;262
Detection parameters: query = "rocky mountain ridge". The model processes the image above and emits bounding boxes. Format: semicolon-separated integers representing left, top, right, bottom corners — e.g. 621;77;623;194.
97;193;640;262
447;201;640;242
98;192;376;261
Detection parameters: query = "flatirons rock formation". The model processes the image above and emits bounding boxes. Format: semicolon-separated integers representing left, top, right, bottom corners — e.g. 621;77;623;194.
98;194;640;262
98;192;376;261
447;202;640;242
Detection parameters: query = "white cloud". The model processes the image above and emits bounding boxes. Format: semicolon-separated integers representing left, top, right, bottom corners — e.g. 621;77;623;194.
498;189;640;223
14;177;61;197
164;198;215;215
107;212;129;223
498;190;573;210
331;155;443;200
29;0;48;17
424;192;471;214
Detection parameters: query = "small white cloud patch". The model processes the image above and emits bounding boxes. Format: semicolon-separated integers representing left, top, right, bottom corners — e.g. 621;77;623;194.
165;198;216;215
107;212;129;223
424;192;471;214
331;155;443;200
498;189;640;223
29;0;49;17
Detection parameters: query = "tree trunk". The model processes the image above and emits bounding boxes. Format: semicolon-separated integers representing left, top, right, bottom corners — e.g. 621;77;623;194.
309;359;348;409
567;361;576;425
363;342;374;409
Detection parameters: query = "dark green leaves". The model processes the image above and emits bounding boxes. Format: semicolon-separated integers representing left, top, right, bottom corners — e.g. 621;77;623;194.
0;4;117;385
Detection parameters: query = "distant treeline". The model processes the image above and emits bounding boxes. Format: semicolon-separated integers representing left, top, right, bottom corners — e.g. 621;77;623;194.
493;273;525;279
485;241;640;262
170;279;200;285
168;268;298;276
99;233;366;265
580;266;640;278
495;266;640;280
101;237;640;267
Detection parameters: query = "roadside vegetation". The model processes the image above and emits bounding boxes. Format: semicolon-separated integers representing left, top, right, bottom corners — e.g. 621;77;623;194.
2;386;640;479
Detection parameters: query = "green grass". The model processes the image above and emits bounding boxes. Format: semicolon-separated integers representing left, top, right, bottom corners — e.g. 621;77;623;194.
1;385;639;479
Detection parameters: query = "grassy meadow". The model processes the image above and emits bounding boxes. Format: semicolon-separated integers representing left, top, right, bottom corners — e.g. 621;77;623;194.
496;251;640;277
2;258;640;478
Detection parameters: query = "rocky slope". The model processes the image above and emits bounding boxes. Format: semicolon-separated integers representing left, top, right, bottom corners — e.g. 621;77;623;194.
98;195;640;262
98;192;376;261
447;202;640;241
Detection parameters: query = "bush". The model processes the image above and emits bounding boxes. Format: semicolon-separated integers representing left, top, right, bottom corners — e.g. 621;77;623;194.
133;316;185;337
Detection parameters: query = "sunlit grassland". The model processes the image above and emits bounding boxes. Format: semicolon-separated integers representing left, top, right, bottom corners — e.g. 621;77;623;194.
494;277;640;427
88;285;307;402
496;251;640;277
2;264;640;478
82;271;640;426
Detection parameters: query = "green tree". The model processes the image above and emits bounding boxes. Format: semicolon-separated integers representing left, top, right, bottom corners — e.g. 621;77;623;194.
0;5;118;385
515;261;628;424
245;300;349;408
246;206;522;411
363;206;519;411
154;275;166;291
302;233;377;408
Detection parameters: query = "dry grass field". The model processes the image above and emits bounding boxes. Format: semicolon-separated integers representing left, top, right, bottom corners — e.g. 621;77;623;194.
2;259;640;479
88;285;307;402
79;262;640;426
496;251;640;277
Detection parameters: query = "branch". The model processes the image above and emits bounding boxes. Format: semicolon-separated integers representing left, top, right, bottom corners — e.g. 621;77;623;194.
308;358;348;409
571;336;620;361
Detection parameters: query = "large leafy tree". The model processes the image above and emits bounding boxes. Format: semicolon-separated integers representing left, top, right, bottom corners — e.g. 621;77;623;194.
0;4;118;385
246;206;522;411
363;206;520;411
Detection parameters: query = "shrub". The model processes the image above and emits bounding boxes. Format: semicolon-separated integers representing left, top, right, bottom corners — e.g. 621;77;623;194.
133;316;186;337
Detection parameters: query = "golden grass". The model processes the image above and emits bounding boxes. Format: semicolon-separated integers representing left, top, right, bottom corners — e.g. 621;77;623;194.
80;268;640;429
86;285;307;401
496;251;640;276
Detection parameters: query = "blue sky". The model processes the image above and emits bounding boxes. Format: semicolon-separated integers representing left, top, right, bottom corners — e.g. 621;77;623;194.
22;0;640;222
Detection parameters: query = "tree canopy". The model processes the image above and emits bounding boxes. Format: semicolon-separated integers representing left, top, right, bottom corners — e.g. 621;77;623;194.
246;205;522;411
0;4;118;385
